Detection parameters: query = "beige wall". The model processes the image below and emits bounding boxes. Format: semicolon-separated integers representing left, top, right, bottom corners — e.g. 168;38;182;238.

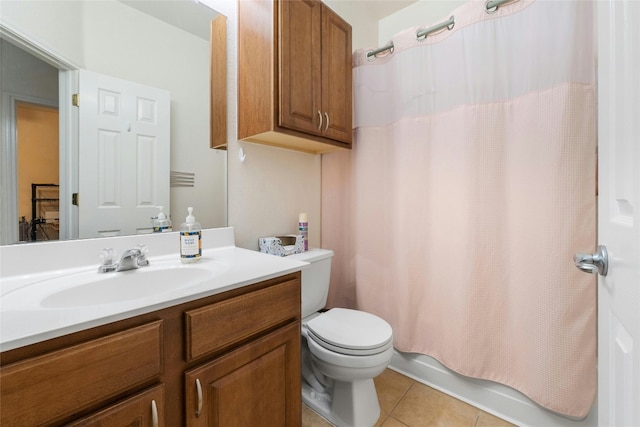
16;103;59;220
227;142;322;250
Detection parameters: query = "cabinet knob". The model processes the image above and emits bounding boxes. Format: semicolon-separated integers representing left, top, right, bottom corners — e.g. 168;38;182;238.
317;110;323;130
195;378;203;418
324;112;329;131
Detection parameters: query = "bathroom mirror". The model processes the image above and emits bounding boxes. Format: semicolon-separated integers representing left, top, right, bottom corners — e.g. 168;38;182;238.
0;0;228;245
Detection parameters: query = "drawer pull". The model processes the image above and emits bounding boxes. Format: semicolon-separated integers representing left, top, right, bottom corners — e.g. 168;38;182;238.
151;399;159;427
195;378;203;418
317;110;323;130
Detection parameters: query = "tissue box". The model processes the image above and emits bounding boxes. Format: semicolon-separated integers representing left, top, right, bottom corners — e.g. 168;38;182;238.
259;235;305;257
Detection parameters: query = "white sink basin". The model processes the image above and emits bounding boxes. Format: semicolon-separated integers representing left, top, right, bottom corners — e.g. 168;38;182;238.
3;258;229;310
42;266;214;308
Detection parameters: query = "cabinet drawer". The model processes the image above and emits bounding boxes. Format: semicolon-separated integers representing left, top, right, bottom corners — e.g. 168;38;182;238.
66;384;165;427
185;278;300;361
0;321;162;426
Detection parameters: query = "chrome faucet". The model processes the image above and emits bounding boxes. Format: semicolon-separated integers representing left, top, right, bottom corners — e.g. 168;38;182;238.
98;245;150;273
117;247;150;271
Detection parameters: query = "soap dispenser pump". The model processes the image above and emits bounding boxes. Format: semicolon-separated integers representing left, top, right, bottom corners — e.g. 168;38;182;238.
179;207;202;263
152;206;172;233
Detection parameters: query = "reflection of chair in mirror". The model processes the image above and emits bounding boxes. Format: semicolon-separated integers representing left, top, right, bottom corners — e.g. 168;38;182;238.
28;183;59;242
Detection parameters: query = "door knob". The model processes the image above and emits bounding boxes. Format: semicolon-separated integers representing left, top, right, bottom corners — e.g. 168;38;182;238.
574;245;608;276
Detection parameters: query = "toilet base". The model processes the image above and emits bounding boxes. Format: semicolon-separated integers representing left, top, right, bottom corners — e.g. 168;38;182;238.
302;381;333;424
302;378;381;427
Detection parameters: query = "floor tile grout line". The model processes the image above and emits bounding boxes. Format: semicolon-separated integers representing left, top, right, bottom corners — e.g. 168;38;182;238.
384;375;489;427
389;414;411;427
386;381;416;422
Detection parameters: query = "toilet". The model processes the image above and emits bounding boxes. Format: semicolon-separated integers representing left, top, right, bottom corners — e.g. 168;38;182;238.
288;249;393;427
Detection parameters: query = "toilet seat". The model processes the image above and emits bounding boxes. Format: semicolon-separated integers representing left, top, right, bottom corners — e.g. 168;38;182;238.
306;308;393;356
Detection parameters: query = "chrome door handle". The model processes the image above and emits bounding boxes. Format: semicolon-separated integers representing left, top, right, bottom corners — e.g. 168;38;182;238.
574;245;608;276
324;112;329;131
317;110;323;130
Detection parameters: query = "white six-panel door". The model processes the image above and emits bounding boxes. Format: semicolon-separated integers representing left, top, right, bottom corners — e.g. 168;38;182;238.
597;1;640;425
78;70;170;238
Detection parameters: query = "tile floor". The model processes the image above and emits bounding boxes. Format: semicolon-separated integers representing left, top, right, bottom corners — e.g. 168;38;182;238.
302;369;517;427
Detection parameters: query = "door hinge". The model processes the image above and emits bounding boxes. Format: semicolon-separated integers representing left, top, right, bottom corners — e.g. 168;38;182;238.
72;193;79;206
72;94;79;107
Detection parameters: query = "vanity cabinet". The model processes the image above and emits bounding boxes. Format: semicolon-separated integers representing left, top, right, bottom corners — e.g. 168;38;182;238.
184;323;300;426
183;278;301;426
0;321;163;426
238;0;352;154
0;272;301;427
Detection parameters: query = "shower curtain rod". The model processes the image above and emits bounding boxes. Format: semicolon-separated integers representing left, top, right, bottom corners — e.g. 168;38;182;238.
366;0;520;60
416;15;455;40
366;15;455;59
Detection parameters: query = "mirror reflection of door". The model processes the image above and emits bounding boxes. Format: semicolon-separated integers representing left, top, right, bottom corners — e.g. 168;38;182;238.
0;38;60;244
78;70;171;238
16;102;60;242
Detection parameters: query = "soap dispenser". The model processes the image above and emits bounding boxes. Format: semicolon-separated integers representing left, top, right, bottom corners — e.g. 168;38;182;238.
179;207;202;263
152;206;172;233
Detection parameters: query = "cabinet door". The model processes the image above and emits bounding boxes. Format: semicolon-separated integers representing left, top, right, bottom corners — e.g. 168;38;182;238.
279;0;322;136
185;322;301;427
321;4;353;144
0;321;162;426
65;385;165;427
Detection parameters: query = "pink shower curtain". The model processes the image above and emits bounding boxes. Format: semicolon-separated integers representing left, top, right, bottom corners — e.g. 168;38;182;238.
322;0;596;418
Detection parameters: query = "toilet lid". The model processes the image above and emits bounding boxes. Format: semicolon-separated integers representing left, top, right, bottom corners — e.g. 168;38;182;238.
306;308;393;356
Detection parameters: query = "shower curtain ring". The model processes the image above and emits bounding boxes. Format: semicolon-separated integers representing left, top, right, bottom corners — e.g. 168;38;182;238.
366;44;394;62
485;0;520;14
485;0;499;13
366;50;376;62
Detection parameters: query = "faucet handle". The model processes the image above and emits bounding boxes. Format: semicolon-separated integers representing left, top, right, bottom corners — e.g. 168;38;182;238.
99;248;117;264
136;244;150;267
98;248;118;273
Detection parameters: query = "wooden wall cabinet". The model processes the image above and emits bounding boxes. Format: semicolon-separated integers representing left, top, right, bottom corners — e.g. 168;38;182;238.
238;0;352;154
0;273;301;427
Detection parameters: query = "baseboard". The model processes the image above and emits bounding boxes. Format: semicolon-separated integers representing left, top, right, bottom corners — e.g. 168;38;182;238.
388;350;597;427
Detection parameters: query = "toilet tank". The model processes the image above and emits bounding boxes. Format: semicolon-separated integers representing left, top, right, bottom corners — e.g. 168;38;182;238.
287;248;333;318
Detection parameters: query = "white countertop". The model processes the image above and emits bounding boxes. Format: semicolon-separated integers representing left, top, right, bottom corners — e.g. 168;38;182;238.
0;228;308;352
